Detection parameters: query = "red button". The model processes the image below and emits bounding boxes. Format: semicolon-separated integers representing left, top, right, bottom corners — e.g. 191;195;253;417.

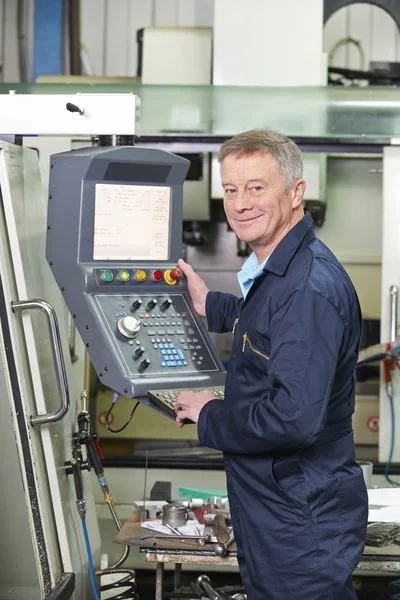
170;268;183;281
153;270;163;281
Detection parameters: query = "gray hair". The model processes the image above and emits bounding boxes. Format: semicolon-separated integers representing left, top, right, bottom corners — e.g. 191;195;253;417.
219;128;303;190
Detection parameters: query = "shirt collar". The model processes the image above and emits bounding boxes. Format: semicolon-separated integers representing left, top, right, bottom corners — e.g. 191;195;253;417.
238;252;270;298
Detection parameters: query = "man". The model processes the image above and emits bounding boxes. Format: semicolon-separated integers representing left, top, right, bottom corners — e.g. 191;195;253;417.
175;129;368;600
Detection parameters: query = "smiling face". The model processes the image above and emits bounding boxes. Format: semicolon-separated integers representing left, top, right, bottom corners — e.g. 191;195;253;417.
221;151;306;261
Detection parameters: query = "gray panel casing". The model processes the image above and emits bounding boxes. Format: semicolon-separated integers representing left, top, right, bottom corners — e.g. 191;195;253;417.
46;146;226;404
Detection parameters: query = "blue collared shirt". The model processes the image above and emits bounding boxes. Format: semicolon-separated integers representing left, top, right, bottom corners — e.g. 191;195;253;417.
237;252;270;298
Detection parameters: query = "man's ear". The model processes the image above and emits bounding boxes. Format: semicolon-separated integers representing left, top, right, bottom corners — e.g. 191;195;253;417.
292;179;306;209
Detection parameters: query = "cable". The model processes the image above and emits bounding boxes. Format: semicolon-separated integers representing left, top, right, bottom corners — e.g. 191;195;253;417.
328;36;366;71
106;391;140;433
81;519;100;600
98;569;138;599
383;347;400;487
83;517;137;599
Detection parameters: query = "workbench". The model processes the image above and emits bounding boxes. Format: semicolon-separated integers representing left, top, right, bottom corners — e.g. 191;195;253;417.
115;517;400;600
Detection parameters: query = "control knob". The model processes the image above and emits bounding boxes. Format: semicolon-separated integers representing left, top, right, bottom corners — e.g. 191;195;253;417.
161;298;173;310
140;358;151;369
131;298;142;310
117;315;140;339
134;346;145;357
147;298;158;309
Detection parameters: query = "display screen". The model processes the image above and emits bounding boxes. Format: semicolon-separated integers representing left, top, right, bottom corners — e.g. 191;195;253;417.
93;183;171;260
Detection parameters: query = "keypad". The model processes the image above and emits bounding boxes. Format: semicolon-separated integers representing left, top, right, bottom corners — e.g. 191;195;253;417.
147;386;225;417
96;293;218;376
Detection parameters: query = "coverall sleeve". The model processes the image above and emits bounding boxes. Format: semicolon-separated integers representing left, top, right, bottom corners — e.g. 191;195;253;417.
206;291;243;333
198;288;345;454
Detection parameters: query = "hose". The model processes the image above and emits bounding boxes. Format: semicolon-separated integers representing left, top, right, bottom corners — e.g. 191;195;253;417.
81;519;100;600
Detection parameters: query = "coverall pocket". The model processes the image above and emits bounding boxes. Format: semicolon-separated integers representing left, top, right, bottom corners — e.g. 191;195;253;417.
337;471;368;566
241;327;271;375
267;456;312;517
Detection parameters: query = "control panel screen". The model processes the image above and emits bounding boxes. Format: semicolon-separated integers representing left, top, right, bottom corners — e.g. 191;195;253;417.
93;183;171;260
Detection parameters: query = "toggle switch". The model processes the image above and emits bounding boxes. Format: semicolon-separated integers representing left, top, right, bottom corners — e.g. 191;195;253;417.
147;298;158;309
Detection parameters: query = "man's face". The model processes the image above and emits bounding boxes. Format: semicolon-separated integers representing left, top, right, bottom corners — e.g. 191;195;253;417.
221;152;296;252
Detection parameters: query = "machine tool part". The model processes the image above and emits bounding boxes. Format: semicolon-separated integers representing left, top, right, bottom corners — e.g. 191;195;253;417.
0;93;140;135
215;532;235;557
204;525;218;543
46;146;226;409
214;513;231;544
165;523;183;536
141;533;210;546
390;285;398;343
117;315;141;339
357;338;400;367
66;102;84;116
162;502;188;528
197;575;226;600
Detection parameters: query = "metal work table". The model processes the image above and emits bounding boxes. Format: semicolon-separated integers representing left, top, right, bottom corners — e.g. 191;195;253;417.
116;518;400;599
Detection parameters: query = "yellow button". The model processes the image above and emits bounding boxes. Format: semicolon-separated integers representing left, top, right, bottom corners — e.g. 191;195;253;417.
136;270;147;281
120;270;130;281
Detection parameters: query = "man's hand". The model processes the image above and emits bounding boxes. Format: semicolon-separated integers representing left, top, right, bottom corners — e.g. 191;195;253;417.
174;390;216;428
178;258;209;317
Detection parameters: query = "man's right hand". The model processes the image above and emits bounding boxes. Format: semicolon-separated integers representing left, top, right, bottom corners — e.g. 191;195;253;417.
178;258;209;317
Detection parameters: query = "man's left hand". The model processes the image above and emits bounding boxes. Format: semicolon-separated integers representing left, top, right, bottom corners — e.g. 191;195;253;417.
174;390;216;427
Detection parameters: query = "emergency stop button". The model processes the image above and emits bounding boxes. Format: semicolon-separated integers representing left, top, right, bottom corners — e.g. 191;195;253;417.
164;267;183;285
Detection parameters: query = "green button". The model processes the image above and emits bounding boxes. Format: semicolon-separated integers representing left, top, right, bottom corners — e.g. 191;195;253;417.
103;270;113;282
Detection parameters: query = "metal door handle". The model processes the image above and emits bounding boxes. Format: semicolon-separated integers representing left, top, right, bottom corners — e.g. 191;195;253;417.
12;299;70;426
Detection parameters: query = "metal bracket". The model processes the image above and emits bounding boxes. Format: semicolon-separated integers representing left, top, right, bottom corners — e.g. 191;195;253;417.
12;299;70;425
390;285;398;343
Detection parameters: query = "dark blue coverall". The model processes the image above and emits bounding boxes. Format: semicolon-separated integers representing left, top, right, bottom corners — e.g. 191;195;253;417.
198;213;368;600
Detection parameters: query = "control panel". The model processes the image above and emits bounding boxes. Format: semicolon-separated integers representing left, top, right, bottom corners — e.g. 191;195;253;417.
46;145;226;413
96;292;219;376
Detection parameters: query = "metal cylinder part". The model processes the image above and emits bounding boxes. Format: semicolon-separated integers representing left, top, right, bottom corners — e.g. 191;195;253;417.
162;502;188;528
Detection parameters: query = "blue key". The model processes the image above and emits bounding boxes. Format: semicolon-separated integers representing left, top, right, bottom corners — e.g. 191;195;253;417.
161;349;167;355
161;361;166;367
177;361;183;367
169;343;174;349
177;349;184;360
166;361;173;367
166;349;172;354
158;343;163;349
163;343;169;349
170;361;177;367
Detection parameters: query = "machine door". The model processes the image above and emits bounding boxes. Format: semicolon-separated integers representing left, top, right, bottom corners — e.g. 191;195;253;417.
0;142;100;599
